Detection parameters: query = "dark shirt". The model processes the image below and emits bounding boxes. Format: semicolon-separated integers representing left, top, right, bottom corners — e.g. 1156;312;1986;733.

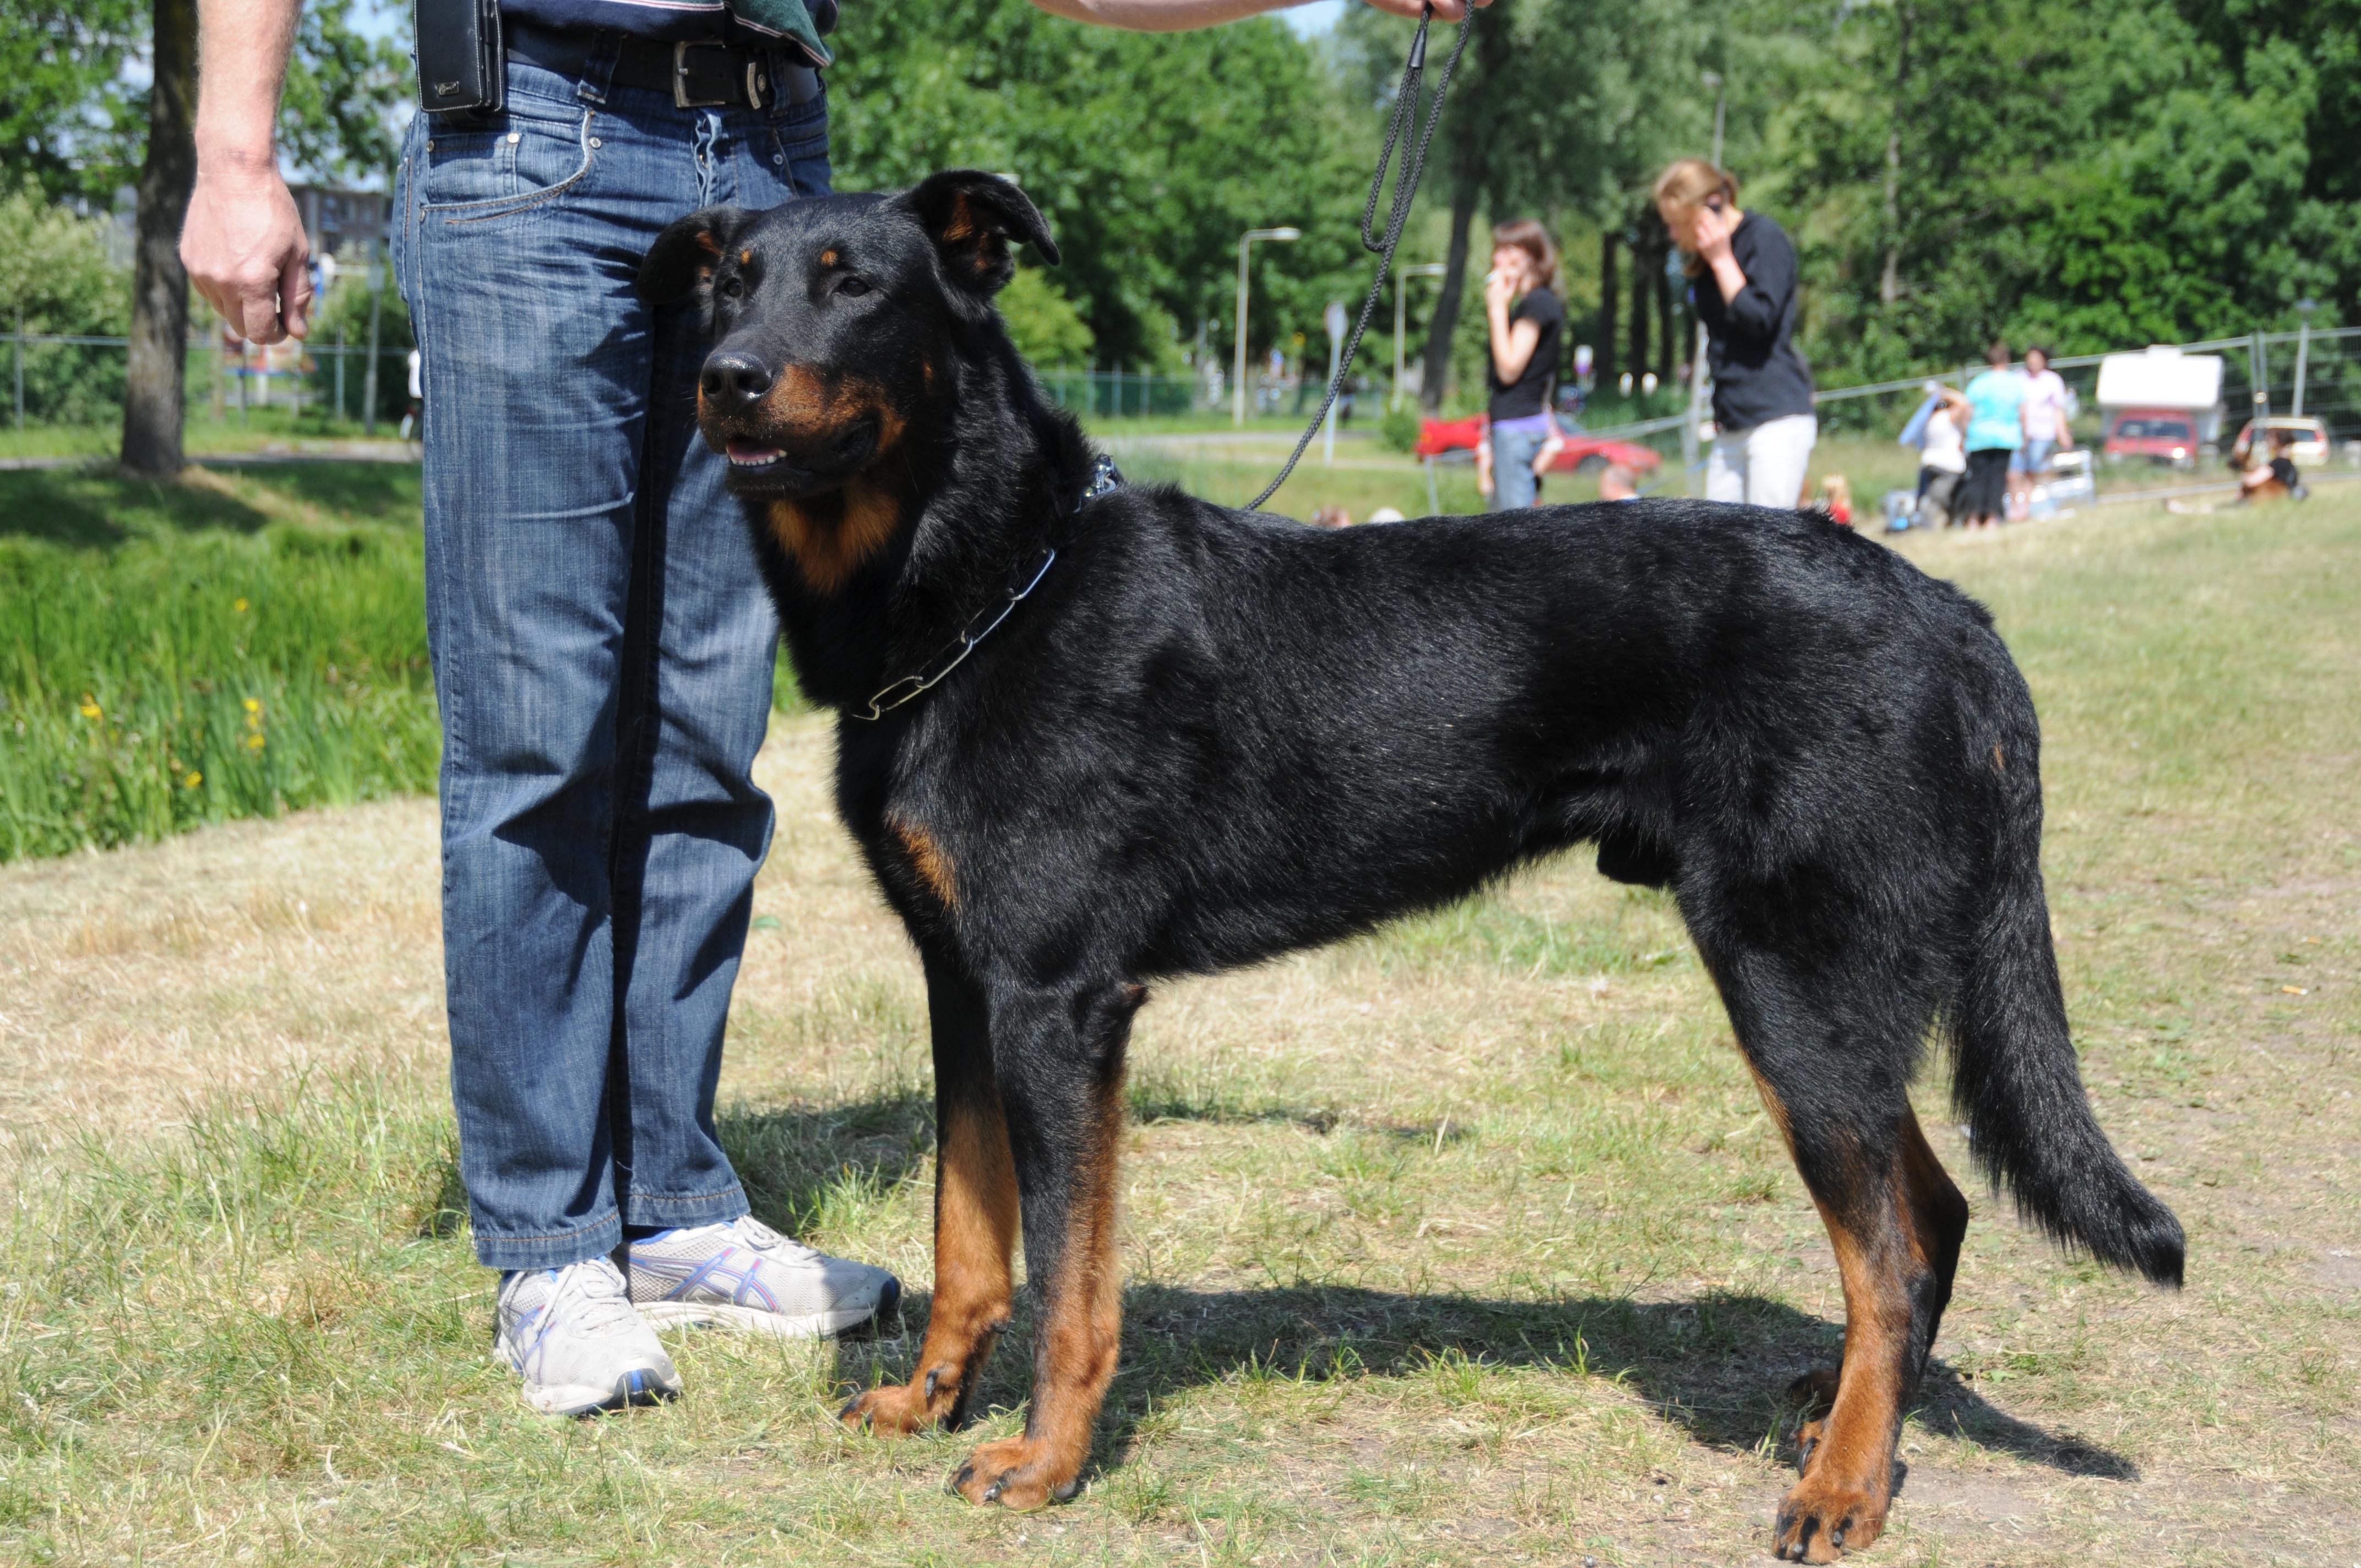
499;1;838;50
1487;287;1564;422
2270;455;2300;489
1690;211;1815;432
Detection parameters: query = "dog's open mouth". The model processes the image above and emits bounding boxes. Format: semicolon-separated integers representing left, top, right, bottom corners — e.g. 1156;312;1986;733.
710;418;880;497
727;438;786;471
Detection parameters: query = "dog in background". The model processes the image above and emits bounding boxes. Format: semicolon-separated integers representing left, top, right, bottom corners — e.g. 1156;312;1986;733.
638;171;2184;1563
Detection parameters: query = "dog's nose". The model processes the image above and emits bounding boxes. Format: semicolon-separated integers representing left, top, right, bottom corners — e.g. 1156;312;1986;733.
700;351;774;414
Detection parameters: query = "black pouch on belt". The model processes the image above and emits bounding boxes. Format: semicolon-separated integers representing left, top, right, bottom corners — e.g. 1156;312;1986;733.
416;0;506;118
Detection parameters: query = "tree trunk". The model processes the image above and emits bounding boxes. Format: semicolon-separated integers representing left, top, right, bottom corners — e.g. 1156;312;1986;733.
1419;168;1481;412
1879;2;1913;307
1626;228;1651;388
1596;228;1618;386
121;0;200;477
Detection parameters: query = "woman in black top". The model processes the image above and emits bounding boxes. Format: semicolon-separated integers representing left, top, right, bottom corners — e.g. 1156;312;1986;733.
1653;159;1817;507
1478;219;1566;510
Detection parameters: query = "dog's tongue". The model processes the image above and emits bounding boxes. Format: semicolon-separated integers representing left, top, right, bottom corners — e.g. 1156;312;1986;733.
726;439;782;466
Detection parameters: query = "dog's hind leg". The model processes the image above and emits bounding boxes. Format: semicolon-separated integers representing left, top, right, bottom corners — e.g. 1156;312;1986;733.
948;979;1139;1510
844;957;1018;1438
1705;946;1962;1562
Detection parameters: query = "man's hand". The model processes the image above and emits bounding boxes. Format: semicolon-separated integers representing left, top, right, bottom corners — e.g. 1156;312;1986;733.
183;155;311;345
182;0;308;344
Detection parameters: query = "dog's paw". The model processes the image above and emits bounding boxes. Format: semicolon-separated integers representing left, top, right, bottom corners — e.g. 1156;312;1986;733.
1772;1474;1887;1562
840;1381;938;1437
949;1435;1084;1510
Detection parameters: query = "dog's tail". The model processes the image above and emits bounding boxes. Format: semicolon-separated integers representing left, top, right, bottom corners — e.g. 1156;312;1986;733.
1949;698;2185;1288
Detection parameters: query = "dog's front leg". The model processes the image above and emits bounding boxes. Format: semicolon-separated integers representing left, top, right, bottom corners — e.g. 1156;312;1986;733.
948;982;1135;1510
844;959;1016;1436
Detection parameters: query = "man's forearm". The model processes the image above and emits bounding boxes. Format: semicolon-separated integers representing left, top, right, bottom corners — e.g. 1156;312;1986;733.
195;0;302;168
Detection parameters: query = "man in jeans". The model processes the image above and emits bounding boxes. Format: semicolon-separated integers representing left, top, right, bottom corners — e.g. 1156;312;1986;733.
183;0;1473;1416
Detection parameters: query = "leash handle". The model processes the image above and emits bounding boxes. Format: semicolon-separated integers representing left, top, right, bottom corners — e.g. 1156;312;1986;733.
1248;4;1472;515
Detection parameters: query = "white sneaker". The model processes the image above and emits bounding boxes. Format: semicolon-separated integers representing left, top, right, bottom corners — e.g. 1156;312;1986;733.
628;1216;900;1339
494;1257;682;1416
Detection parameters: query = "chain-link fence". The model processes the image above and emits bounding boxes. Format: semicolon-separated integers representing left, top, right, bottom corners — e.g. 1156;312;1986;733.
15;322;2361;486
4;331;420;447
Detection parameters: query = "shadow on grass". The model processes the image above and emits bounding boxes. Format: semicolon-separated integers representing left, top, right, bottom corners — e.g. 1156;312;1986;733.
698;1086;2137;1493
720;1089;933;1235
0;466;268;546
1094;1285;2136;1486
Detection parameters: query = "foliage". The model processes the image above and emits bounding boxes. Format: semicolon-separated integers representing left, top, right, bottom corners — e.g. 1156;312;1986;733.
829;2;1384;372
0;0;145;203
0;466;438;861
1764;0;2361;381
997;265;1096;368
0;190;132;423
277;2;411;183
0;0;405;201
1378;400;1423;453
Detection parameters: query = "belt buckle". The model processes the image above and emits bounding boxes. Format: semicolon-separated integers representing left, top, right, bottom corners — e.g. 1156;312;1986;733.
672;39;737;108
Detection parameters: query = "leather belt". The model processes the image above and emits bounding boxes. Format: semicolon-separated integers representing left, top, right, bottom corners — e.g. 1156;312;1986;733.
507;21;823;110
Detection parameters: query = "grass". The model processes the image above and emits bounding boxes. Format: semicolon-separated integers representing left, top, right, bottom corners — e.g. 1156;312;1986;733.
0;464;438;862
1;475;2357;1564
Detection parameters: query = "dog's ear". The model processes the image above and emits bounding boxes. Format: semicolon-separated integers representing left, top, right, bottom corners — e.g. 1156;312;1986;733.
899;170;1059;296
637;205;752;308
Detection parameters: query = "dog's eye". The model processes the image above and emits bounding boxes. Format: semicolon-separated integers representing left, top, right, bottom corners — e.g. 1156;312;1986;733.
836;276;872;298
718;276;746;301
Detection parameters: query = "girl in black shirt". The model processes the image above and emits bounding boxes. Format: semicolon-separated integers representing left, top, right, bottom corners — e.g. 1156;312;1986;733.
1653;159;1818;507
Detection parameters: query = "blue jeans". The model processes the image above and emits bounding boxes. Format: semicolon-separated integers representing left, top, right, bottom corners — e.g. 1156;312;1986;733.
392;46;832;1270
1489;421;1551;510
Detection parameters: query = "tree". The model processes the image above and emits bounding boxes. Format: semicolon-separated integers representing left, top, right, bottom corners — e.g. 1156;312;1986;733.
829;2;1379;372
0;1;146;202
120;0;197;477
113;0;405;476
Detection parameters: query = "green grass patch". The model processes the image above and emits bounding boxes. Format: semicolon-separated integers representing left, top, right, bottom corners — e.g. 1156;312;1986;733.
0;464;439;861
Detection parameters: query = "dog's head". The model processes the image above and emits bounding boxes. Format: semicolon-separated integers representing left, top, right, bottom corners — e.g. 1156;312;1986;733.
638;170;1058;508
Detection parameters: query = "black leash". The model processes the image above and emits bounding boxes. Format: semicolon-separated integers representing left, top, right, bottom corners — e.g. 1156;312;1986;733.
1247;4;1474;513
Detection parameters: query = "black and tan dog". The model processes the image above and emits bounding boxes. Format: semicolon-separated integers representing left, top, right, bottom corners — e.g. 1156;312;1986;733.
638;172;2183;1561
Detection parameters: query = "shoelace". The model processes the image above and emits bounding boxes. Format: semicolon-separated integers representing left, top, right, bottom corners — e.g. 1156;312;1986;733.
733;1215;823;1267
543;1257;644;1337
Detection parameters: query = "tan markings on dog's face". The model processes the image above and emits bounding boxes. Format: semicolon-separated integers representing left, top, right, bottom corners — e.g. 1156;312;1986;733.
739;248;753;265
1991;743;2006;776
693;228;721;255
754;366;906;458
819;247;840;268
939;195;977;244
765;480;904;594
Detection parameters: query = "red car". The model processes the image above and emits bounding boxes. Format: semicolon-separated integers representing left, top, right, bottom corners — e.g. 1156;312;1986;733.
2102;409;2203;469
1414;415;1663;474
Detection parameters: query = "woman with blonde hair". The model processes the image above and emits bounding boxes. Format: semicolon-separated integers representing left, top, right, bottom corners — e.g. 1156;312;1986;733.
1476;217;1566;510
1652;159;1817;508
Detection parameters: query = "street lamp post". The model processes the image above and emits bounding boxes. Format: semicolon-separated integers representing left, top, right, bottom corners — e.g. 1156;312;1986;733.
1394;262;1448;412
2294;297;2318;418
1234;226;1301;428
